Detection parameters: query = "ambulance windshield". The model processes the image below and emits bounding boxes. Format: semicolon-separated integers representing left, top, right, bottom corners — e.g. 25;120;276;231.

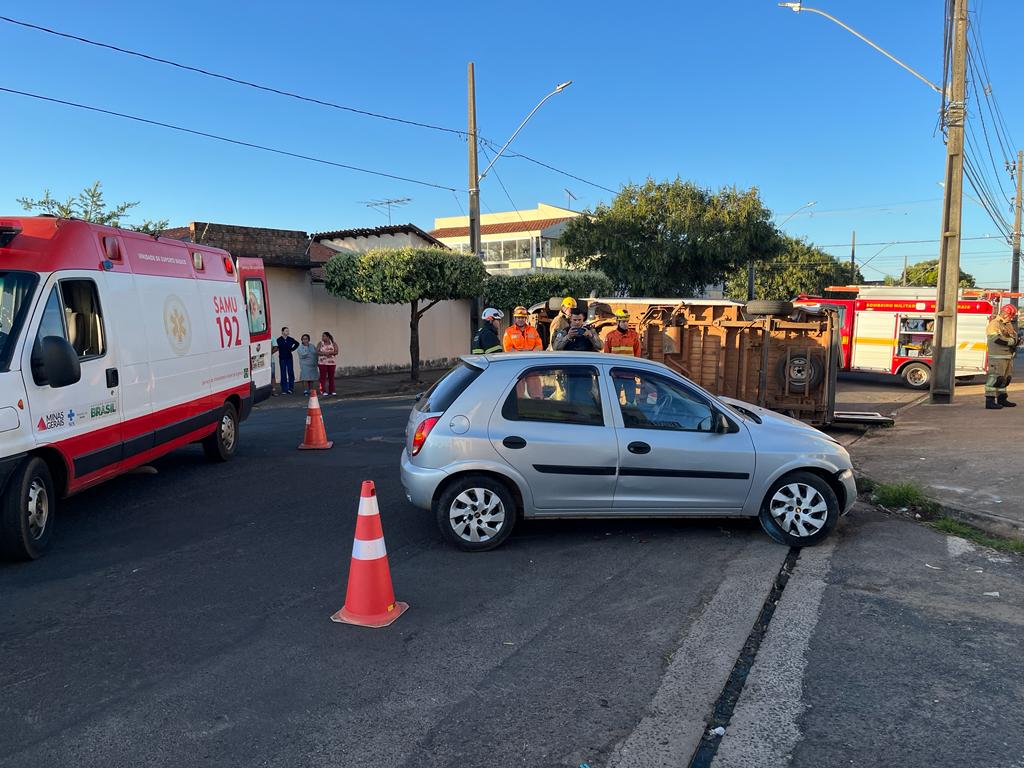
0;271;39;370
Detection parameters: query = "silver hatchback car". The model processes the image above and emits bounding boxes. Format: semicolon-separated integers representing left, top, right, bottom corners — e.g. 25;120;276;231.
401;352;856;551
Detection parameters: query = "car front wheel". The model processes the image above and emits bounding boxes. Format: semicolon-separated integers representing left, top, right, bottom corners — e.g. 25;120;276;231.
758;471;839;547
435;475;517;552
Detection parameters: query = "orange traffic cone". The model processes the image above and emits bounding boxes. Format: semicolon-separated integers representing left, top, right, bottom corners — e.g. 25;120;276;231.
331;481;409;628
298;388;333;450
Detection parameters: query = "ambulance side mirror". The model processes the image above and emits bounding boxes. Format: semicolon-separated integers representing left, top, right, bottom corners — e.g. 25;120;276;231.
39;336;81;388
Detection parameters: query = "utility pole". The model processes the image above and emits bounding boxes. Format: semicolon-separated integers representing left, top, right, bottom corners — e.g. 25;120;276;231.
850;231;856;283
902;254;908;286
930;0;968;404
1012;149;1022;311
467;62;481;259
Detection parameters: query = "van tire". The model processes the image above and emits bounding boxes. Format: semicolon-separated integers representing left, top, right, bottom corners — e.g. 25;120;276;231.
746;300;794;317
435;475;517;552
203;402;238;462
776;352;825;394
0;457;56;561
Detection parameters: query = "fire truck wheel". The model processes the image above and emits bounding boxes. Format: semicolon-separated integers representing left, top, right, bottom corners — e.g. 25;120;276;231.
745;300;794;317
0;457;56;561
758;471;839;547
900;363;931;390
203;402;238;462
776;353;824;394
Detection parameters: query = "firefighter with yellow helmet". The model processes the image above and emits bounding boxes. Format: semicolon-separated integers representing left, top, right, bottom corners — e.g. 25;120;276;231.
547;296;577;349
605;308;641;357
503;306;543;351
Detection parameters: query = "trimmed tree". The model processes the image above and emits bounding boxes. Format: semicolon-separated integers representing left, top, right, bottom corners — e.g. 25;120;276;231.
560;177;782;296
483;270;613;314
322;246;487;382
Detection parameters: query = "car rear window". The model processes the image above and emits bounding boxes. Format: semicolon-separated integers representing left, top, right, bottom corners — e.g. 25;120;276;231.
415;361;482;414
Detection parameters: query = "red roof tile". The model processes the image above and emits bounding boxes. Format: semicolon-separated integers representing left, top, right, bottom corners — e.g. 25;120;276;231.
429;216;576;239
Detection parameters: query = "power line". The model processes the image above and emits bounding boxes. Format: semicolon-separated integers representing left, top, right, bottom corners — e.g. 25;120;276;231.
0;14;618;198
0;86;459;191
815;235;997;249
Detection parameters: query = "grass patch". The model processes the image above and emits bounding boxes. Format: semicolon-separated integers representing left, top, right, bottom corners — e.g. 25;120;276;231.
872;481;937;513
933;517;1024;555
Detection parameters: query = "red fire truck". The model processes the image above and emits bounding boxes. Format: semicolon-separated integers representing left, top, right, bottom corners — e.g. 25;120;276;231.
794;285;1014;390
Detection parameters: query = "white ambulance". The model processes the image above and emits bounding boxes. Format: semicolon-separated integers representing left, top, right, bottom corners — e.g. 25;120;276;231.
0;216;273;559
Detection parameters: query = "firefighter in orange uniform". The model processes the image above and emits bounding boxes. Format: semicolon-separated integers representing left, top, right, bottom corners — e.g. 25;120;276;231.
503;306;543;352
605;309;642;356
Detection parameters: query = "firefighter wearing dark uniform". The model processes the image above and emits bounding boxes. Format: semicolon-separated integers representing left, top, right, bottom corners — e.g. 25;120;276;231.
472;307;504;354
985;304;1018;409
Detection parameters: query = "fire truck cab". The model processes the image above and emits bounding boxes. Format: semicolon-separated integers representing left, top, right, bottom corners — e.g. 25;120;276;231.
795;285;1003;389
0;217;272;560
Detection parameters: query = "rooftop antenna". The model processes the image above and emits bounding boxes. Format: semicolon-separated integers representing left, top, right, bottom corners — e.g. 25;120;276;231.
360;197;411;225
564;188;577;211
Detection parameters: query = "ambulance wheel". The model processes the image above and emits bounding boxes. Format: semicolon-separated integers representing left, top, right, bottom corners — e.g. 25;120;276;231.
203;402;238;462
0;457;56;561
901;363;931;390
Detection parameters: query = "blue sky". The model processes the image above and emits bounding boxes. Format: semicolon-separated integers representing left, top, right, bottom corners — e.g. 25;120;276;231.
2;1;1020;286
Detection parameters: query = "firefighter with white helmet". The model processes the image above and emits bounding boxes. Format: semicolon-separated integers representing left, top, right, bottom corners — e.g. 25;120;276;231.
985;303;1019;409
472;308;504;354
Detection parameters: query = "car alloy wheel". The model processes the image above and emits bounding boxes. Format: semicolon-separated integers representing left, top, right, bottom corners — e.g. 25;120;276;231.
768;481;829;538
449;487;506;543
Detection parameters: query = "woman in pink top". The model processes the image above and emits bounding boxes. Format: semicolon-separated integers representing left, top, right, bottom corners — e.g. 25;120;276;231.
317;331;338;396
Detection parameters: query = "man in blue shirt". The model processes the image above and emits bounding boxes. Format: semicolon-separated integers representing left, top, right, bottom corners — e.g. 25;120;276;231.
275;326;300;394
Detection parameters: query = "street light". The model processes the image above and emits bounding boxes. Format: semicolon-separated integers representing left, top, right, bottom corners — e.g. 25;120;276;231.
747;201;818;301
467;76;572;261
777;3;942;94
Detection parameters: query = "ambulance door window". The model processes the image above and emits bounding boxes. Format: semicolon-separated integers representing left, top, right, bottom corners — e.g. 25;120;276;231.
58;279;106;360
244;278;267;335
31;287;68;385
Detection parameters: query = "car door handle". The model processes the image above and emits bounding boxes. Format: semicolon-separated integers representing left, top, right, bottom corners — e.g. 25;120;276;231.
502;436;527;449
627;441;651;454
105;368;119;388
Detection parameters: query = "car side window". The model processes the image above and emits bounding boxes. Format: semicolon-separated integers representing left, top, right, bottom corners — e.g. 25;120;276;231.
611;368;715;432
501;366;604;426
244;278;267;335
55;279;106;360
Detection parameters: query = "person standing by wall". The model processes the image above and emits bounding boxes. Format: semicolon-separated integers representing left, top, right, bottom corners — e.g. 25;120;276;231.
472;308;504;354
318;331;339;397
985;304;1019;409
296;334;319;396
275;327;299;394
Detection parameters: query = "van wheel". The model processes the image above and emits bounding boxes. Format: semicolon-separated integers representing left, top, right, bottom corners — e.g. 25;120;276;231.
776;353;824;394
901;363;931;390
758;471;838;547
203;402;238;462
435;475;517;552
0;457;56;561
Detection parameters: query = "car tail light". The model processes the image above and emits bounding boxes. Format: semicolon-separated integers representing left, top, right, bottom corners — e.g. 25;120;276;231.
411;416;439;456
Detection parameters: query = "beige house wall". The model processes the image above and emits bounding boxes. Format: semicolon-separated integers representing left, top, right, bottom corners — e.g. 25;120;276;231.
264;266;470;374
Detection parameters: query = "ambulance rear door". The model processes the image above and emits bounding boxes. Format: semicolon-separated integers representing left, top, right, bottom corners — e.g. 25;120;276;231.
851;310;897;372
236;258;272;401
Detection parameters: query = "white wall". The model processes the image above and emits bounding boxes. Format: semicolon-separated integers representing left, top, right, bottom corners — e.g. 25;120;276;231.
322;232;422;253
264;267;471;374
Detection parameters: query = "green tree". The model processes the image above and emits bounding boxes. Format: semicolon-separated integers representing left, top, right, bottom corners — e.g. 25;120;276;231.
483;270;613;314
17;181;169;234
726;237;862;300
885;258;976;289
322;247;487;381
559;177;782;296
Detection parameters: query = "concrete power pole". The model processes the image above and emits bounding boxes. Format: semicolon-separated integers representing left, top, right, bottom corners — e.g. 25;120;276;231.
1012;149;1022;310
850;231;856;283
930;0;969;405
467;63;481;259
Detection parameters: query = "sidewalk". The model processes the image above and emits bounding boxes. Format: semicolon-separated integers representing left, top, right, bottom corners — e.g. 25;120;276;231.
262;368;447;408
847;380;1024;539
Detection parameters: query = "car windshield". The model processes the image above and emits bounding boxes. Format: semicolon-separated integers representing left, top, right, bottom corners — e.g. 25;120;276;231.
0;271;39;370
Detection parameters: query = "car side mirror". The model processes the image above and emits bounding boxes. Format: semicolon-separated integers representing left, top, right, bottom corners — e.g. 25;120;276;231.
40;336;81;388
713;410;735;434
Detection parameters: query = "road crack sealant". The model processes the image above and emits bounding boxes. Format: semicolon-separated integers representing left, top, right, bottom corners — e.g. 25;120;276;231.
687;547;801;768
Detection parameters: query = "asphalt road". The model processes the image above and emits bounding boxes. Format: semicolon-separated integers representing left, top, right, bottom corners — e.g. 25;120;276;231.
3;391;1021;768
0;395;788;768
